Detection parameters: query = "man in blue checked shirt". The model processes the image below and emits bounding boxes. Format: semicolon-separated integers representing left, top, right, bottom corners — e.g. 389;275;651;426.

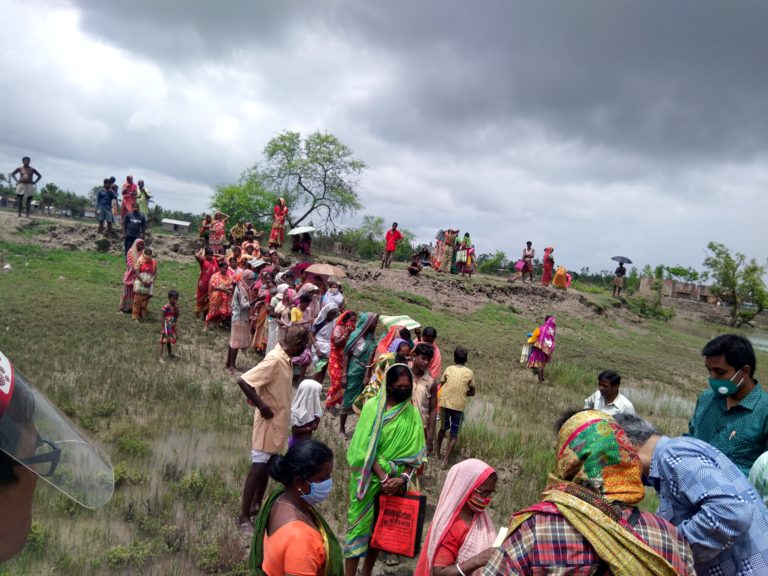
616;413;768;576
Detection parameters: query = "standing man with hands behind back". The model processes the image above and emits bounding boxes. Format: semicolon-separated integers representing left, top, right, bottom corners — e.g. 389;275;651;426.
236;325;310;539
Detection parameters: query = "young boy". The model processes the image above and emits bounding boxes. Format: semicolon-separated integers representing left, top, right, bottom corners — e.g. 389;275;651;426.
435;346;475;469
160;290;180;362
410;343;438;455
407;253;423;276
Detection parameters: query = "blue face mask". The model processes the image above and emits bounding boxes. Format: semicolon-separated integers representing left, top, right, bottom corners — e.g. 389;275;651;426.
300;477;333;506
708;371;744;397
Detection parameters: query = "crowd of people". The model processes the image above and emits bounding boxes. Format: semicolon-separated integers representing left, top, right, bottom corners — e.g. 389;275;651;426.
106;197;768;575
5;169;768;575
238;332;768;576
93;175;153;248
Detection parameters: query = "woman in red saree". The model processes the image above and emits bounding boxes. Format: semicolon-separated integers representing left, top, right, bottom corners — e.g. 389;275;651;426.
269;198;289;248
209;211;229;254
194;247;218;319
541;247;555;286
120;238;144;313
324;310;358;410
205;259;233;330
121;175;138;218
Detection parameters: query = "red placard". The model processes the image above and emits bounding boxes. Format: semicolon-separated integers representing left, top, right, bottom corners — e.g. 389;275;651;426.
370;491;427;558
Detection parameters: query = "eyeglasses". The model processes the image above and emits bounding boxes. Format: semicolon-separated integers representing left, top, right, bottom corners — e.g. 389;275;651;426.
474;488;496;498
20;436;62;478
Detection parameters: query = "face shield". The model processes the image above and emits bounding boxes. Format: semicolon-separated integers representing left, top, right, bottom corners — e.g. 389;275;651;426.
0;351;114;509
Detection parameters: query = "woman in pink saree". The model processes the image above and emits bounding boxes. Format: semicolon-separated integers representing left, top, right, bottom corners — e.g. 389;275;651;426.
415;459;497;576
527;315;556;383
541;246;555;286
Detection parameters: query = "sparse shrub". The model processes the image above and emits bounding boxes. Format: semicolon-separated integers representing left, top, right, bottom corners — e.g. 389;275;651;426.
179;471;206;500
91;399;119;418
53;494;81;516
161;525;183;552
196;543;221;573
626;295;676;321
115;433;151;458
53;552;85;574
113;462;146;487
24;522;47;554
106;541;155;568
78;415;98;432
178;468;235;505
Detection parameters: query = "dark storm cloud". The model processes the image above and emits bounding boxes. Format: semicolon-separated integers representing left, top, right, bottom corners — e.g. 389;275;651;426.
67;0;768;166
69;0;330;63
339;1;768;164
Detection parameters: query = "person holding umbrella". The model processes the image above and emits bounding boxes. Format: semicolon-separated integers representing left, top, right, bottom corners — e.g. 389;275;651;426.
613;261;627;297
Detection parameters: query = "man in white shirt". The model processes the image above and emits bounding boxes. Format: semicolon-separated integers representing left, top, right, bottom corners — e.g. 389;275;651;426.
584;370;635;416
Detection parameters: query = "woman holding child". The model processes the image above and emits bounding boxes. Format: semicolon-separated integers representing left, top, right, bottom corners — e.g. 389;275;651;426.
120;238;144;313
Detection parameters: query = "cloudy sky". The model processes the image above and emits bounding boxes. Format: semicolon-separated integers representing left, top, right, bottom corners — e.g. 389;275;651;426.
2;0;767;274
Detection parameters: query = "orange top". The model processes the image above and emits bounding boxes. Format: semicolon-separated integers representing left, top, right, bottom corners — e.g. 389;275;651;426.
263;520;326;576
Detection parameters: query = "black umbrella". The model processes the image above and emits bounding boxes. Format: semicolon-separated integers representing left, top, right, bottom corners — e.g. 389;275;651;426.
611;256;632;264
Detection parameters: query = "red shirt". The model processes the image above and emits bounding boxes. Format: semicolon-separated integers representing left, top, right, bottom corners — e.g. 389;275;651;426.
385;229;403;251
433;517;470;567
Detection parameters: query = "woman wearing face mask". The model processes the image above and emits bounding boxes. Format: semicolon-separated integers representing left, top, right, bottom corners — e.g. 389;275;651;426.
250;440;343;576
322;280;345;309
415;459;497;576
344;363;427;576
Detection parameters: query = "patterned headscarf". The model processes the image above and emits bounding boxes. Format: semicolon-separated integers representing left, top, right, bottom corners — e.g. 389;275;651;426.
388;338;408;354
553;410;645;505
505;410;679;576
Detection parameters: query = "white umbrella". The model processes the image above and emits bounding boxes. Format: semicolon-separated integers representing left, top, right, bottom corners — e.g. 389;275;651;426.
287;226;316;236
380;315;421;330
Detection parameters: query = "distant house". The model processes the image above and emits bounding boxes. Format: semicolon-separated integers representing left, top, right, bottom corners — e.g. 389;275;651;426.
161;218;191;234
83;210;96;219
639;277;717;304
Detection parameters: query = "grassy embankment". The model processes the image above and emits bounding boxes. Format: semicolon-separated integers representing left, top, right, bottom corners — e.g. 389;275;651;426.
0;239;765;575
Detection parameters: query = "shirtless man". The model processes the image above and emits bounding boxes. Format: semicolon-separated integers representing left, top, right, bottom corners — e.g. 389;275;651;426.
522;241;535;284
10;157;42;218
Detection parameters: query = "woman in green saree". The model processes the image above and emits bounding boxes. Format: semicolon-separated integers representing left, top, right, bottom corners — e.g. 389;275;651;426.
344;364;427;576
338;312;379;440
250;440;343;576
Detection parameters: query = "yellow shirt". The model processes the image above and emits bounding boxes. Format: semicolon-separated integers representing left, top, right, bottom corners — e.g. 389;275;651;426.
241;345;293;453
290;307;304;323
438;365;475;412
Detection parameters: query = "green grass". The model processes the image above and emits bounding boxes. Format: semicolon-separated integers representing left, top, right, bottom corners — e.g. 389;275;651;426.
0;239;766;574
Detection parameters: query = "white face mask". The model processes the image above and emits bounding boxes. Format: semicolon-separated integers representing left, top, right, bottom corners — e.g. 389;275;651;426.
329;288;338;295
